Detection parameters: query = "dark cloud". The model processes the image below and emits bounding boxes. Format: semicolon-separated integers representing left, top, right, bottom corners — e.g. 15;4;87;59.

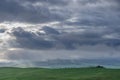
8;26;120;50
56;33;120;49
2;48;120;68
0;0;120;67
24;0;69;6
65;10;120;27
10;27;54;49
61;0;120;28
0;0;119;26
0;0;70;23
0;29;6;33
42;26;60;35
0;0;120;49
31;58;120;68
78;0;100;5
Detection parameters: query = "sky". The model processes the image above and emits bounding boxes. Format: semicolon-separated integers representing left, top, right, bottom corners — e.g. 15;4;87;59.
0;0;120;68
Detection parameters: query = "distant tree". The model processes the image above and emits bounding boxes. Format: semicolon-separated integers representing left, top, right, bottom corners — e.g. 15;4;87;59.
96;65;105;68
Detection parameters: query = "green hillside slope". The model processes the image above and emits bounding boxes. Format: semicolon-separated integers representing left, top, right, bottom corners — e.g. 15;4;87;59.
0;67;120;80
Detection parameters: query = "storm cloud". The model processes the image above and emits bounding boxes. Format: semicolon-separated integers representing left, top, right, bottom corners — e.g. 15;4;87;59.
0;0;120;67
7;26;120;50
0;0;70;23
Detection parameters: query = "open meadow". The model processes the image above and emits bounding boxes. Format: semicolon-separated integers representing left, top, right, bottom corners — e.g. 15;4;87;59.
0;67;120;80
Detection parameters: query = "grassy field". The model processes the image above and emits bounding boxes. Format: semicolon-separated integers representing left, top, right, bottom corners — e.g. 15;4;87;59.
0;67;120;80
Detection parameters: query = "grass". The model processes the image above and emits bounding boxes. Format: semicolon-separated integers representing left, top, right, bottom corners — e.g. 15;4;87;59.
0;67;119;80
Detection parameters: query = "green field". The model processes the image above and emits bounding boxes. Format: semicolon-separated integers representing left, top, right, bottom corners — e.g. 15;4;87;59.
0;67;120;80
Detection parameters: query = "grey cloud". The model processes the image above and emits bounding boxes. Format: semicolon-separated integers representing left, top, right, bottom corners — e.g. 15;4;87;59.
0;0;70;23
8;26;120;50
5;46;120;61
0;0;120;50
77;0;100;4
10;27;54;49
0;29;6;33
62;0;120;27
0;0;120;68
0;0;119;26
65;11;120;27
2;46;120;67
24;0;69;6
42;26;60;35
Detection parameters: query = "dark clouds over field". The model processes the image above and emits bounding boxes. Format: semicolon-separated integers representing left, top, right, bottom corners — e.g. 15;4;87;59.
0;0;120;67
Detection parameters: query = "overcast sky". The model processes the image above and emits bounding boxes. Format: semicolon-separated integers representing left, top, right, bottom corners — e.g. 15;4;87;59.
0;0;120;67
